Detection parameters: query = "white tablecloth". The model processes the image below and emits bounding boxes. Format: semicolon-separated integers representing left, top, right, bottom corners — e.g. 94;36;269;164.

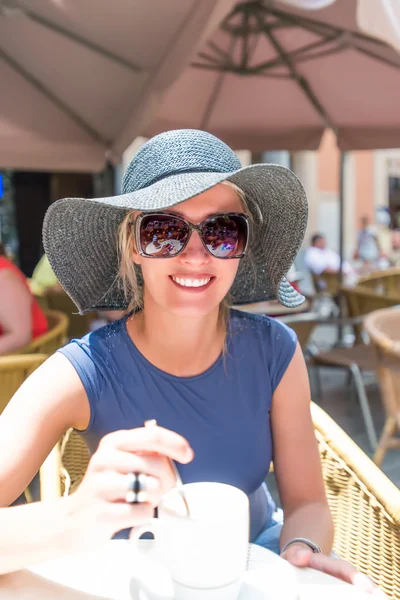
0;541;371;600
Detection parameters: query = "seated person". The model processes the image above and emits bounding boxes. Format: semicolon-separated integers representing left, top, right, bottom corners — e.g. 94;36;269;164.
0;244;48;355
354;216;389;271
305;234;354;288
28;253;63;296
30;255;125;328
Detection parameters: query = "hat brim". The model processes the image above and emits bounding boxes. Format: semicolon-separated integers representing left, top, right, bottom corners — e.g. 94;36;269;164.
43;164;307;314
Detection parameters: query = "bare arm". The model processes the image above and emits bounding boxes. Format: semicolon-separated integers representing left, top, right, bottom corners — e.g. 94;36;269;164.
0;425;193;574
0;269;33;355
271;344;334;554
0;352;90;506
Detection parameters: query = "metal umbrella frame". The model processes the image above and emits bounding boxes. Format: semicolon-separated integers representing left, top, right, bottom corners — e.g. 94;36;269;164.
189;0;400;289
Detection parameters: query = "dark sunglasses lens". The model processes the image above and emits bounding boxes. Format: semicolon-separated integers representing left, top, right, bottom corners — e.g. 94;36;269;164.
201;215;247;258
139;215;189;257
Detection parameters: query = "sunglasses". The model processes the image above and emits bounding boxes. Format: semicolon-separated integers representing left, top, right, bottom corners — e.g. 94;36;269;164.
134;212;250;259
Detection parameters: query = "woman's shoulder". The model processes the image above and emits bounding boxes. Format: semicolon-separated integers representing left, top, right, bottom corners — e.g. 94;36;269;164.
229;308;297;350
229;308;291;333
62;316;128;359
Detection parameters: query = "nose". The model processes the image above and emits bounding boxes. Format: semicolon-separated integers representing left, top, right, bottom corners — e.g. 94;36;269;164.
180;230;210;265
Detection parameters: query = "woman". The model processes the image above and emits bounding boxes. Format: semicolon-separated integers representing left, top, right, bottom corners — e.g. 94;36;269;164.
0;130;381;594
0;243;47;355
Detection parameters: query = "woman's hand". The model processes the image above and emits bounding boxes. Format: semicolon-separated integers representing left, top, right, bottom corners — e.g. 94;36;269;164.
65;425;194;549
281;543;387;598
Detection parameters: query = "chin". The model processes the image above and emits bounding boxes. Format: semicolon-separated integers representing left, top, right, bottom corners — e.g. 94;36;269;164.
167;301;221;320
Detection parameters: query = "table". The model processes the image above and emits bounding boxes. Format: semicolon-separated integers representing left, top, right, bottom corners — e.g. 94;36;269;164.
233;299;311;317
0;541;371;600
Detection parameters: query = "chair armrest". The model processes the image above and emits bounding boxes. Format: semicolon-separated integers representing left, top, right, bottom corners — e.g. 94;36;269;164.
313;315;365;327
39;443;62;500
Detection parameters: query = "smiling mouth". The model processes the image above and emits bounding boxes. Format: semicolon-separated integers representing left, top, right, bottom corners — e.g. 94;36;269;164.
170;276;214;290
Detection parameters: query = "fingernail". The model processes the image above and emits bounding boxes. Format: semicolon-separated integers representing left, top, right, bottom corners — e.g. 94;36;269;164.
353;573;375;593
372;588;388;599
185;446;194;460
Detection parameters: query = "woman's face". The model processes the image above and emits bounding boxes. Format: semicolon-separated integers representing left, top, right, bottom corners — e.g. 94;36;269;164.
132;184;244;319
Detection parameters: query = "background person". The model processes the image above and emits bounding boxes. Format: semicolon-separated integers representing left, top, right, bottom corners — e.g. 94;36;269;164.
0;243;47;355
28;253;63;296
354;216;386;271
305;234;353;277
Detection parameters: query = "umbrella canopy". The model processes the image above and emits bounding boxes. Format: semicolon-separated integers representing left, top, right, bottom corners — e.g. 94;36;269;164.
0;0;235;172
143;0;400;152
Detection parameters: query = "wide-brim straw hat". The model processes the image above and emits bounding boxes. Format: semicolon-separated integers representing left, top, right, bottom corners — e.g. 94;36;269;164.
43;129;308;314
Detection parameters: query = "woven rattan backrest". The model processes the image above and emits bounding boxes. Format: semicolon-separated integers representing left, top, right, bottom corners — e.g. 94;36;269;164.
45;291;97;339
0;354;48;414
279;315;317;350
18;310;69;354
311;402;400;599
365;308;400;420
59;429;90;495
341;286;399;318
312;271;340;296
358;268;400;297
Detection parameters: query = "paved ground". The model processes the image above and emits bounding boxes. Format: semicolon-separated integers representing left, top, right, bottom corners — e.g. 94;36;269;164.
267;321;400;506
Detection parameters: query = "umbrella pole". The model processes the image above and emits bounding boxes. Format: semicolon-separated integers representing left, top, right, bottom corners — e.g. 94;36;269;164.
338;151;347;344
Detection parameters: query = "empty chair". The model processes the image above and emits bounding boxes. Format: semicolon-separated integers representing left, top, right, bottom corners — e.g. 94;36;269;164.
364;307;400;466
0;353;49;502
40;291;98;339
16;310;69;355
311;402;400;598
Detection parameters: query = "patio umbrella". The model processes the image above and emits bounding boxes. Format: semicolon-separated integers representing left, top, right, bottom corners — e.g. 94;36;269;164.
0;0;235;172
144;0;400;151
280;0;400;52
143;0;400;288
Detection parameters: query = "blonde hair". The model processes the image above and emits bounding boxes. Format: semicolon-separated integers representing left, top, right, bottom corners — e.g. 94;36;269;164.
117;180;251;334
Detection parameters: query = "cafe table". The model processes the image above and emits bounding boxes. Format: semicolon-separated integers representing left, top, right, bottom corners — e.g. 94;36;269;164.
0;540;372;600
233;298;311;317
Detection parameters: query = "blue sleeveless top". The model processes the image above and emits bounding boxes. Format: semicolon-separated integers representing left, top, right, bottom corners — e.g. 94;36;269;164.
58;309;297;541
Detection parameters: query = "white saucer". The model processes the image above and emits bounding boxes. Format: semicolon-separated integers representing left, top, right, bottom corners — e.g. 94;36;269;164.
30;540;297;600
29;540;372;600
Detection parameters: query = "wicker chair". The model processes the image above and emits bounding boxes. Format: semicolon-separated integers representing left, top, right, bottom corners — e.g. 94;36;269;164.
311;402;400;599
40;405;400;597
40;429;90;500
16;310;69;354
311;271;341;297
364;308;400;467
357;267;400;297
341;286;400;344
0;354;48;414
278;312;318;350
0;353;49;502
38;291;97;340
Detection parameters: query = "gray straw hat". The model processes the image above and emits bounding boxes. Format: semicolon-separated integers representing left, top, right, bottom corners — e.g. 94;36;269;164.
43;129;308;314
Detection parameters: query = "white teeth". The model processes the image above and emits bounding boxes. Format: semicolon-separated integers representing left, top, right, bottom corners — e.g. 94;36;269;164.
172;277;211;288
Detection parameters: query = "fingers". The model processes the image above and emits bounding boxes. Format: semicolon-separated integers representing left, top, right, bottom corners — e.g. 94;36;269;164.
90;449;171;479
351;573;388;598
308;554;388;597
100;427;194;464
309;553;358;582
89;449;177;494
281;544;313;568
92;472;162;506
110;501;155;529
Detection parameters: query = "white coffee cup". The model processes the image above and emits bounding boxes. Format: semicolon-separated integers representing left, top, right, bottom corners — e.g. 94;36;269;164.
129;482;250;600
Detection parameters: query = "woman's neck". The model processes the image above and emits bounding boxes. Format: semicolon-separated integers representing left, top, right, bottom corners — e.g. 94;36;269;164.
126;299;226;378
